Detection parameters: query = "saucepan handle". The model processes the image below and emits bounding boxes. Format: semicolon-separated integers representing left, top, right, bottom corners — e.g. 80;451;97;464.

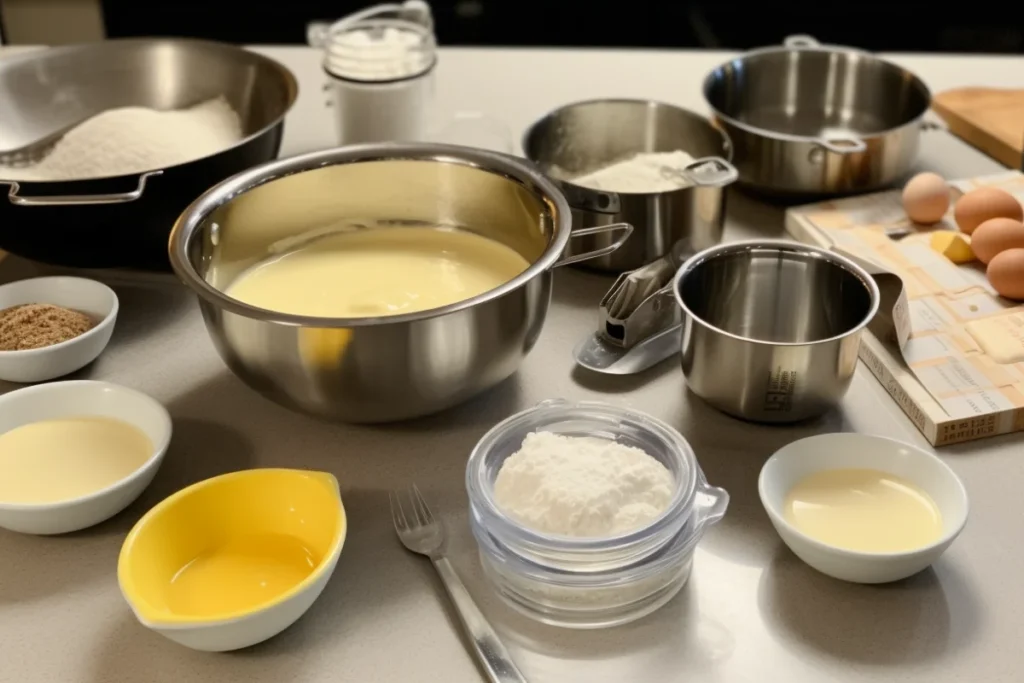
679;157;739;188
553;222;634;268
813;135;867;155
784;34;820;48
2;170;162;207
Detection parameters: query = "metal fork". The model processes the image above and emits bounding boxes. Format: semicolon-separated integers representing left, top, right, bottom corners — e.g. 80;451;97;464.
390;486;528;683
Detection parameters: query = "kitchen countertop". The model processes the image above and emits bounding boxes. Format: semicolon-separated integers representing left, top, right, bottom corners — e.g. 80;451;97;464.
1;44;1023;683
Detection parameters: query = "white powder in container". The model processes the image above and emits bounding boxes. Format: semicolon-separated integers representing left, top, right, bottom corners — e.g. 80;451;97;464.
492;431;675;538
323;22;436;144
570;150;696;193
0;97;242;181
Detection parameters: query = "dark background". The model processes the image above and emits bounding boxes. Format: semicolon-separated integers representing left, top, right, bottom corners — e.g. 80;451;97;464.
97;0;1024;53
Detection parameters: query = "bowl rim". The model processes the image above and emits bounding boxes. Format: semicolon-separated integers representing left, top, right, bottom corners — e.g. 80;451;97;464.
0;380;171;511
168;142;573;328
757;432;970;559
465;399;700;551
672;238;881;348
0;276;119;357
117;468;347;627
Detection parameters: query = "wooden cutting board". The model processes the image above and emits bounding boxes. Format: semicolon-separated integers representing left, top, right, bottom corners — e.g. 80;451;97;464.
932;88;1024;169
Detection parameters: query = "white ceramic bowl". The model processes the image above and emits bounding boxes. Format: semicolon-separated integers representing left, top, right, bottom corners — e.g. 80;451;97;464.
0;276;118;382
758;433;968;584
0;380;172;534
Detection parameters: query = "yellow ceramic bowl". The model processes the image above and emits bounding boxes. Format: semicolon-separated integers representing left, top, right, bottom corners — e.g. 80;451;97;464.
118;468;346;651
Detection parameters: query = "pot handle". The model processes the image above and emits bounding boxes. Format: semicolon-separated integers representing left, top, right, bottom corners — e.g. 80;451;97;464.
784;34;820;48
553;223;634;268
1;170;161;207
676;157;739;188
812;135;867;155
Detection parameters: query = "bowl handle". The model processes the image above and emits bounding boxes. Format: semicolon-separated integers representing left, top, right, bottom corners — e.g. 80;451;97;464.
1;170;161;206
812;135;867;155
784;34;820;48
552;223;634;268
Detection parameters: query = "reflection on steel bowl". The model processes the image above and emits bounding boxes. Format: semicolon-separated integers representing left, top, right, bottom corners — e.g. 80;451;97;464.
672;240;880;423
522;99;737;273
703;36;931;197
169;143;631;423
0;39;297;269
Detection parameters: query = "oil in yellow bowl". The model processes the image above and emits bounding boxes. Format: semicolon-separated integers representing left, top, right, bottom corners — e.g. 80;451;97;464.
117;468;346;651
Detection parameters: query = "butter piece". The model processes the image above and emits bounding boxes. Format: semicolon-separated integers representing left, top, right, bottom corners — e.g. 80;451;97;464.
929;231;976;264
965;313;1024;364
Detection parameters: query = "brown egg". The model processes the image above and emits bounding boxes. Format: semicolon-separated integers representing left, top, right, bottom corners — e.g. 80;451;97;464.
971;217;1024;264
954;187;1024;234
902;172;949;225
987;248;1024;300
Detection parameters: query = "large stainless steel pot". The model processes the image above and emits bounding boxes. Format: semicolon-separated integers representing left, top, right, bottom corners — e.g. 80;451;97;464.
672;240;880;423
522;99;737;273
702;36;932;197
0;39;297;270
169;143;631;423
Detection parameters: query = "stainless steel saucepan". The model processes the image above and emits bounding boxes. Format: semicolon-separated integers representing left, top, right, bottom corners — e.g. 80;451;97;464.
702;36;932;197
0;39;297;269
523;99;737;273
169;143;631;423
673;240;880;423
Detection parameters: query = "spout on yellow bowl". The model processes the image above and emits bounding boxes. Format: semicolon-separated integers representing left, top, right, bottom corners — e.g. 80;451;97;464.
118;468;346;634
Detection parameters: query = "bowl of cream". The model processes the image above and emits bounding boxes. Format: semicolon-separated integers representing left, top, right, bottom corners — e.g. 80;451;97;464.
758;433;969;584
465;399;729;629
0;380;172;535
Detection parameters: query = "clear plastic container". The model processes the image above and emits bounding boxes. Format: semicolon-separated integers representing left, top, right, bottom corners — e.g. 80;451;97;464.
465;399;729;629
322;17;437;144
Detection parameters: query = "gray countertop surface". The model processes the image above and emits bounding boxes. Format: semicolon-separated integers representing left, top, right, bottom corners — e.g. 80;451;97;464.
1;44;1022;683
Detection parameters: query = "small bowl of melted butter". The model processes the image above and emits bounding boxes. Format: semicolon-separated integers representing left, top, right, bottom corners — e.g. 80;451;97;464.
118;469;346;651
758;433;968;584
0;380;171;534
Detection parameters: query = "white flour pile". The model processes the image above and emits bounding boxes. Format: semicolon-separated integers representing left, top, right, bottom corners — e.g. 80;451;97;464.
570;150;696;193
0;97;243;181
493;431;675;538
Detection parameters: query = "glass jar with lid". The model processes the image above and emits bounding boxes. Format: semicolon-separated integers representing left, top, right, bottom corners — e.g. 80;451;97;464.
465;399;729;629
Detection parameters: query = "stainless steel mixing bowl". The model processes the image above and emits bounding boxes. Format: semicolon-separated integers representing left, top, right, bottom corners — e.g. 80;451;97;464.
672;240;880;423
702;36;931;197
522;99;737;273
169;143;630;423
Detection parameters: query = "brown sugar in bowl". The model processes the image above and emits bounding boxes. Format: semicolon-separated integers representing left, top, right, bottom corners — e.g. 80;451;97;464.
0;277;118;382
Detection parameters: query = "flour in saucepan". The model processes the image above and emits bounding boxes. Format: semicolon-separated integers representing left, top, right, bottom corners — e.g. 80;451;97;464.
492;431;675;537
0;97;243;181
568;150;696;193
